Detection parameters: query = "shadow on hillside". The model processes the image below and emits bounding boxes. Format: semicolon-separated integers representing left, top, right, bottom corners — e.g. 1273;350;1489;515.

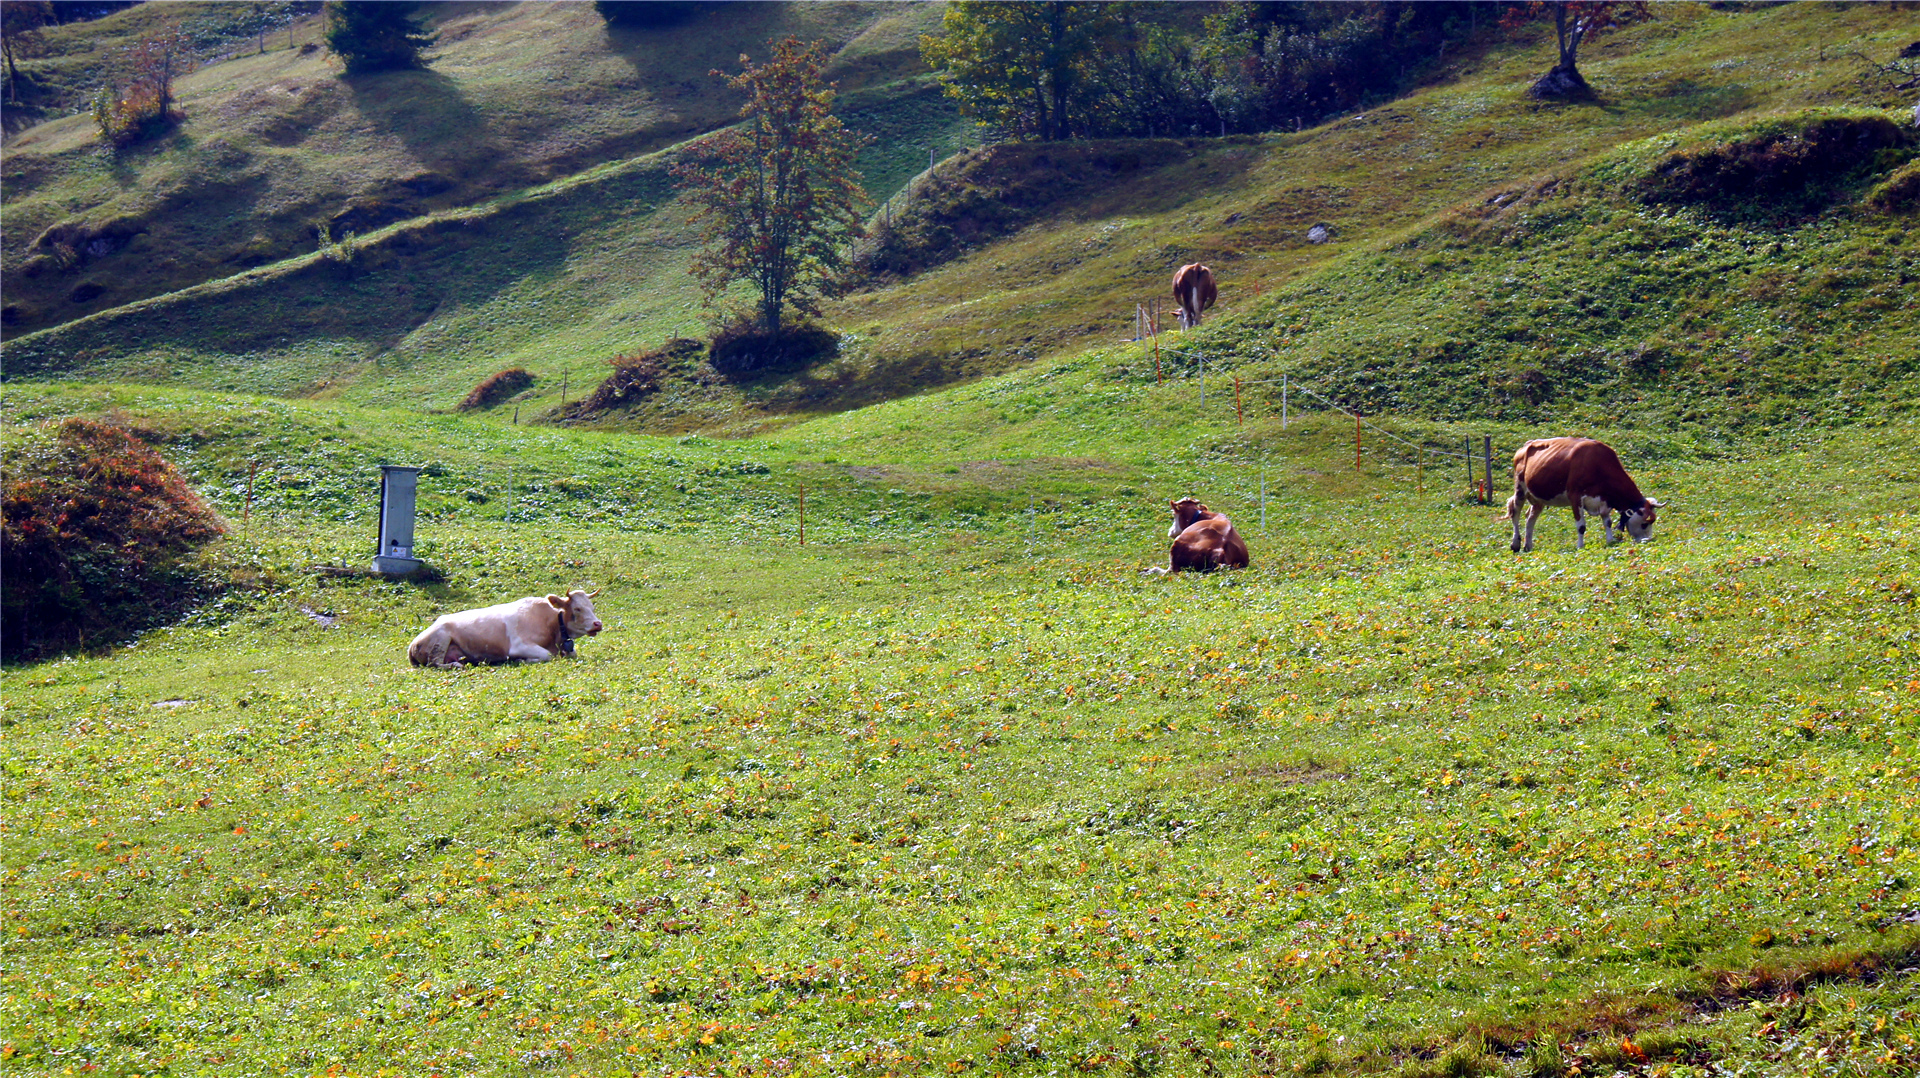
733;347;997;418
343;68;505;189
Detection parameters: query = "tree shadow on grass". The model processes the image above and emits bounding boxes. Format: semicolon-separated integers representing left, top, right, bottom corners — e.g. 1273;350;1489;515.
342;66;507;192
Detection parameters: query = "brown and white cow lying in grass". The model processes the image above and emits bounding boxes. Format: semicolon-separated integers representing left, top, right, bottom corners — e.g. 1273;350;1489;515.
1505;437;1665;552
409;589;603;667
1144;496;1250;574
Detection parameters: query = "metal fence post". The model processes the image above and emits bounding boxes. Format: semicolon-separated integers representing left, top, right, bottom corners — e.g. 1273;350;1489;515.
1483;436;1494;506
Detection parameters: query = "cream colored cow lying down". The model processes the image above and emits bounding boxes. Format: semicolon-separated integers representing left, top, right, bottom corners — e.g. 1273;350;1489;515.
409;589;602;667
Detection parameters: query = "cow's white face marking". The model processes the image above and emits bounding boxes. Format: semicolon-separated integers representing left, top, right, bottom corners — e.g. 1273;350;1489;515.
1621;505;1657;542
548;589;604;637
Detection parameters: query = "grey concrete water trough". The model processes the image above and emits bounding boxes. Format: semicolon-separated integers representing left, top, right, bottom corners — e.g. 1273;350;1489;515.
372;465;426;576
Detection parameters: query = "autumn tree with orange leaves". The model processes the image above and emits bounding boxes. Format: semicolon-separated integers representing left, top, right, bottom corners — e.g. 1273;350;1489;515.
671;37;868;341
1504;0;1650;99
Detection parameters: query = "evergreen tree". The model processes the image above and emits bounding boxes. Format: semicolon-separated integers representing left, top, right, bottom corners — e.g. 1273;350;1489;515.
323;0;434;76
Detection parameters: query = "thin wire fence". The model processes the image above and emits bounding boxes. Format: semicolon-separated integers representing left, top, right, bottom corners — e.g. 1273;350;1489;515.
1145;339;1503;503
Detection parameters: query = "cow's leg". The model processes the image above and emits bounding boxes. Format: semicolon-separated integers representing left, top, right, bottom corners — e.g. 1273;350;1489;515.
507;642;555;663
1522;503;1543;553
1508;494;1524;552
1600;508;1618;545
1573;504;1588;550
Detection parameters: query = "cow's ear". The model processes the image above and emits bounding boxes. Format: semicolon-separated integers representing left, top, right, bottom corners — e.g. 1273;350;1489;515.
546;594;566;609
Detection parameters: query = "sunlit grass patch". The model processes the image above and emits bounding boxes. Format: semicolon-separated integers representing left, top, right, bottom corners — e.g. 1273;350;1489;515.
4;381;1918;1075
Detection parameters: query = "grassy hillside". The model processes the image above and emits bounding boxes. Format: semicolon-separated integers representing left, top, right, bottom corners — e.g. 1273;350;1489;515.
5;2;1916;435
0;1;943;338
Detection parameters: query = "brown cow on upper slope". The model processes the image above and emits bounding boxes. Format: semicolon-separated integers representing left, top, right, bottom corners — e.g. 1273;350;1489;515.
409;589;603;667
1505;437;1665;552
1145;496;1249;573
1172;263;1216;330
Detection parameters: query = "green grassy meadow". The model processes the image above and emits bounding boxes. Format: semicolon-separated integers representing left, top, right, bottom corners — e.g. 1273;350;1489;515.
4;377;1920;1076
6;1;1920;1075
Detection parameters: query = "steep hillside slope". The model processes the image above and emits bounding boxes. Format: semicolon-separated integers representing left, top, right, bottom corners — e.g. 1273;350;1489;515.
0;1;940;337
4;3;1916;438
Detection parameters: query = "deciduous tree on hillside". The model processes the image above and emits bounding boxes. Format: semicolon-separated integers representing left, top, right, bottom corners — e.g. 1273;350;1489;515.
1505;0;1650;99
323;0;434;76
90;19;192;147
1;0;55;103
919;1;1122;142
671;37;868;340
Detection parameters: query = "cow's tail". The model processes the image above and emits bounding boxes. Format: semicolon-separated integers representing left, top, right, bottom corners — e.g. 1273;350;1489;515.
1502;469;1525;522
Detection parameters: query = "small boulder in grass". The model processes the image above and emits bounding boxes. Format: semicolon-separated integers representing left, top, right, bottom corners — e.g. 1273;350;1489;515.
459;368;534;410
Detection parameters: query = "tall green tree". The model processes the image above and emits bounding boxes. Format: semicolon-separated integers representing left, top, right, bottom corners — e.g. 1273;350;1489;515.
671;37;868;339
920;1;1123;142
323;0;434;76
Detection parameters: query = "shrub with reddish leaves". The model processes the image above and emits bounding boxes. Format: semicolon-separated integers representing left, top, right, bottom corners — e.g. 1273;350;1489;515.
2;418;225;661
458;368;535;411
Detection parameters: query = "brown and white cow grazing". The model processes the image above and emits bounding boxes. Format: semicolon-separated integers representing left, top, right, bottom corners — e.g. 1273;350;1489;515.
409;589;603;667
1505;437;1665;553
1145;496;1250;573
1172;263;1217;330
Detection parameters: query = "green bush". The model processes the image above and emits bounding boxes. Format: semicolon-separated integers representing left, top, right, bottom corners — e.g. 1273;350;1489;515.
2;418;226;662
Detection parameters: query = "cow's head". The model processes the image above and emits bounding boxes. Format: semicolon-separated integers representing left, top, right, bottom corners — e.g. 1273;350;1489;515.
1169;497;1210;537
547;589;604;636
1621;499;1663;542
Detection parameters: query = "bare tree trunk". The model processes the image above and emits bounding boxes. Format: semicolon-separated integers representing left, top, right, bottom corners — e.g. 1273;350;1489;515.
1530;1;1592;99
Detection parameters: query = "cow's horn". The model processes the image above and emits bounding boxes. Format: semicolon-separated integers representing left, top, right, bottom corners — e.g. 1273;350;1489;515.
586;589;600;598
1646;498;1665;509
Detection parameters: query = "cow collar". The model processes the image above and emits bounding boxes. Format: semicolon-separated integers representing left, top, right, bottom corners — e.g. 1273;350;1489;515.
556;609;576;656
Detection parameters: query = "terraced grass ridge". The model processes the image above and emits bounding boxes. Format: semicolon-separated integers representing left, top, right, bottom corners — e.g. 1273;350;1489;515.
3;2;1920;1076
